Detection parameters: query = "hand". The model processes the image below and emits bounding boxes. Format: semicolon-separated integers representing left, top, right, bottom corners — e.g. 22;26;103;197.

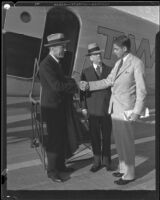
67;78;78;93
79;81;89;91
128;113;140;121
67;77;76;83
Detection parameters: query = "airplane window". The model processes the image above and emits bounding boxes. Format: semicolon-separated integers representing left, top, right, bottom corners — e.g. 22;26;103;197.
20;11;31;23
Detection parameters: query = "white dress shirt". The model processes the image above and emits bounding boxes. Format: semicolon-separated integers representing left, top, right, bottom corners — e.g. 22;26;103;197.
122;53;130;63
49;52;59;63
93;63;102;74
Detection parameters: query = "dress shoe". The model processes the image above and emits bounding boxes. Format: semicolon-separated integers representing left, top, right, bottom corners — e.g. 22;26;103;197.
105;164;114;171
102;156;113;171
48;171;70;182
59;166;75;173
47;171;63;182
114;178;135;185
112;172;124;177
90;165;101;172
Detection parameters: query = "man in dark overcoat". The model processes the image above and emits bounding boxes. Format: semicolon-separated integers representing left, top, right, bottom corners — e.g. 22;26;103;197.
80;43;113;172
39;33;78;182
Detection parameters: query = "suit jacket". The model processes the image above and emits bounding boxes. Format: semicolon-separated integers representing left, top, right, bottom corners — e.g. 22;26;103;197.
39;55;77;109
89;53;147;115
80;63;111;116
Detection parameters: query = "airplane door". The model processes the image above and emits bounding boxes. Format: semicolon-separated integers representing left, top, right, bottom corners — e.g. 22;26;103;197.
39;7;80;76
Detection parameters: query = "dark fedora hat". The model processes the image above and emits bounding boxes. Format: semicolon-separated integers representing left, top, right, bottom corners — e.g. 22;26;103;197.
44;33;70;47
86;43;104;56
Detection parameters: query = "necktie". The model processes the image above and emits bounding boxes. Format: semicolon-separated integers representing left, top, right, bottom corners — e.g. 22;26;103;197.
116;59;123;77
96;65;101;77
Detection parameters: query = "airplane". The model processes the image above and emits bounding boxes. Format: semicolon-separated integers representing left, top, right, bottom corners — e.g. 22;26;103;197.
3;4;159;109
2;5;159;194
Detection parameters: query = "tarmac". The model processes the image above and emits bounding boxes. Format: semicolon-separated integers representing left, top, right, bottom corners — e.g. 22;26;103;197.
3;96;158;199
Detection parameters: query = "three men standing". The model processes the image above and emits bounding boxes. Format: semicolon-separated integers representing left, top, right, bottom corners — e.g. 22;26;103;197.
80;43;113;172
39;33;147;185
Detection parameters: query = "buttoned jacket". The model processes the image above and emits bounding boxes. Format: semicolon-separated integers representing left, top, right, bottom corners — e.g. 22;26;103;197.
89;53;147;115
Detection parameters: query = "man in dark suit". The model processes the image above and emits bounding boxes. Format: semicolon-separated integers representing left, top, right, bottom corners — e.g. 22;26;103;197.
39;33;78;182
80;43;112;172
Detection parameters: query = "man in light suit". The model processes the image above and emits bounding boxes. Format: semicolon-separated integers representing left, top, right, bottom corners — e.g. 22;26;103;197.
80;35;147;185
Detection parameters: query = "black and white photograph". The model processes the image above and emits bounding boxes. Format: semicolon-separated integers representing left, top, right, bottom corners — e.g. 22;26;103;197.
1;1;159;200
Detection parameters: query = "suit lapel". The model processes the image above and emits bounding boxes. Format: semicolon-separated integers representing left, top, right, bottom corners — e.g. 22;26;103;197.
87;64;108;80
115;54;132;80
101;63;106;79
91;65;100;80
48;55;65;77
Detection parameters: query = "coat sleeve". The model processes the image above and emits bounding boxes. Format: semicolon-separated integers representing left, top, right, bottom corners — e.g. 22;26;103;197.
133;60;147;115
80;71;87;109
39;64;78;94
89;65;116;91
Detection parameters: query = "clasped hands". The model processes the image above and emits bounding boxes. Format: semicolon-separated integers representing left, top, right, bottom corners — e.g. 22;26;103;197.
65;77;89;92
79;81;89;91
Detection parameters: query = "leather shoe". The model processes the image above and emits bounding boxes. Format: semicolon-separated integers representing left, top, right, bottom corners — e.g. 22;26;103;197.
114;178;135;185
90;165;101;172
48;171;70;182
112;172;124;177
47;171;63;182
105;164;114;171
103;162;114;171
59;166;75;173
102;157;114;171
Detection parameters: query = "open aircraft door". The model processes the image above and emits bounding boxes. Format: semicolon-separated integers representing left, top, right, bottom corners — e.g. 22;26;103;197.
39;7;80;76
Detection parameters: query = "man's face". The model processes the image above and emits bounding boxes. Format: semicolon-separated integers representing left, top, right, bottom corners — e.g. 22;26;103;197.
90;53;102;65
113;44;127;59
52;44;67;58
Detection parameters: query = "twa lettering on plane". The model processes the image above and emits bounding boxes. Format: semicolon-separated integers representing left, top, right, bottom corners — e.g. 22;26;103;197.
98;26;155;69
3;5;159;97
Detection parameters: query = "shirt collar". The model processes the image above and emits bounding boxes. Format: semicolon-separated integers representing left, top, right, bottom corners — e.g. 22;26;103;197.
122;53;130;63
49;52;59;63
93;63;102;70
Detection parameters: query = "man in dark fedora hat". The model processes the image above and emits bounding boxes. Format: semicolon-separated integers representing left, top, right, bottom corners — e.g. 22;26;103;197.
80;43;113;172
39;33;78;182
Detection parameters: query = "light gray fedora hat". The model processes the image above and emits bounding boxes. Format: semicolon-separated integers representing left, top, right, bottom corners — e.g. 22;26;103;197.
86;43;104;56
44;33;70;47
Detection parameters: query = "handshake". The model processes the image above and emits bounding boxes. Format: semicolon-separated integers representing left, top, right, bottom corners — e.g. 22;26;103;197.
65;76;89;92
79;81;90;91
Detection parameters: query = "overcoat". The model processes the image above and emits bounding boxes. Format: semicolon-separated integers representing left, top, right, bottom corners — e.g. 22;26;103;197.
39;55;79;155
39;55;76;109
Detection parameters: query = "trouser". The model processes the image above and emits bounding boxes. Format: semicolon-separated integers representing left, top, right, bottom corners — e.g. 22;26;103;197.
88;114;112;158
111;112;135;180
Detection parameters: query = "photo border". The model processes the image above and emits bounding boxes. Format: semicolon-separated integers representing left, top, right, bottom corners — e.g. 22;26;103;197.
1;1;159;199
